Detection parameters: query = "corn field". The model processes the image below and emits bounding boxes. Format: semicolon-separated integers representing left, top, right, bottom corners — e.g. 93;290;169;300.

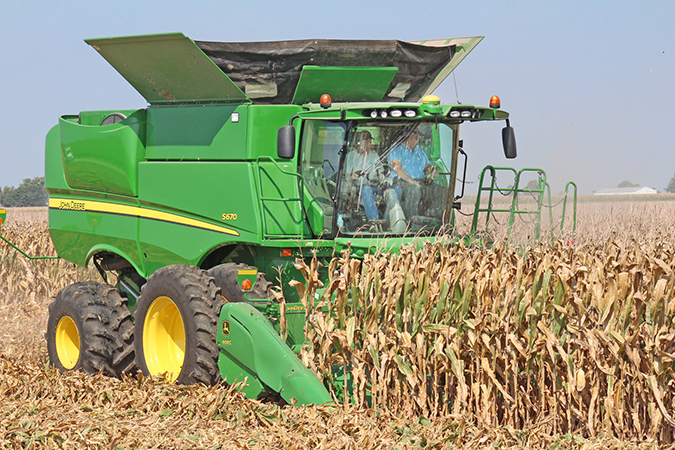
1;201;674;448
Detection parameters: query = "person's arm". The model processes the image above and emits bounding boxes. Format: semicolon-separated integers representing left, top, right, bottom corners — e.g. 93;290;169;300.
390;159;419;185
344;152;359;179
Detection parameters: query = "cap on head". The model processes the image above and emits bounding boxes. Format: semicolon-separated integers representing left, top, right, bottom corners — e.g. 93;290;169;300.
357;130;372;143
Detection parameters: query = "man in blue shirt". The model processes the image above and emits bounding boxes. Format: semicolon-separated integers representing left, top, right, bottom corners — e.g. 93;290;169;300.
388;130;430;219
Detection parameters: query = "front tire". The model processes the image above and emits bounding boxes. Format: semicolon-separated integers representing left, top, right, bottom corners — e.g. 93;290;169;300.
46;282;135;376
134;265;223;385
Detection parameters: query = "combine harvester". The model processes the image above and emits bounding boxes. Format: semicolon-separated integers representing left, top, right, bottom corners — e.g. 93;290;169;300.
0;33;575;405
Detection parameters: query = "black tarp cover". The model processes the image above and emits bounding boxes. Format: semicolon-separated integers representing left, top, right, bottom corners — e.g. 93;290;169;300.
195;39;455;104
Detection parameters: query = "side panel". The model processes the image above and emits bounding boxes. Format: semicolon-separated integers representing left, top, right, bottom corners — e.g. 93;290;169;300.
145;104;247;160
58;110;146;196
246;104;302;160
145;104;300;161
137;161;261;275
46;122;144;269
47;196;142;270
45;125;69;192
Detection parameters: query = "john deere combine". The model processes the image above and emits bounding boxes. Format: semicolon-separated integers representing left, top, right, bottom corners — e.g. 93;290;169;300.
2;33;574;405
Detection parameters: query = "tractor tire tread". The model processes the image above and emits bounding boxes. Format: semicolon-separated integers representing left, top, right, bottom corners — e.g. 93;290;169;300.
136;265;223;386
47;281;135;377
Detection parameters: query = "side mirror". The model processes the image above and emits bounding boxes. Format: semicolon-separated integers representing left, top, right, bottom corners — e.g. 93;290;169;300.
502;123;517;159
277;126;296;159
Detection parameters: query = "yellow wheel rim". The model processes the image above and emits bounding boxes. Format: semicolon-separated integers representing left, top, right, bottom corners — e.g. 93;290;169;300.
55;316;80;369
143;296;185;382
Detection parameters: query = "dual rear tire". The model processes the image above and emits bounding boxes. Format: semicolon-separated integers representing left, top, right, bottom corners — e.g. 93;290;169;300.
47;263;270;386
46;282;135;376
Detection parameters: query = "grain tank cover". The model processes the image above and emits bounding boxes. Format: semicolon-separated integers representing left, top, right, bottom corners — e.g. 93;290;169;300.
85;33;249;104
85;33;482;105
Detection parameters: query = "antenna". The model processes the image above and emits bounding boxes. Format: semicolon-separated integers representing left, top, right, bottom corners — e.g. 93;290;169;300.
453;72;461;104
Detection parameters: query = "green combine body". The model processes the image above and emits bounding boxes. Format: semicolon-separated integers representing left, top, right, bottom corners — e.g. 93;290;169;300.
29;32;547;405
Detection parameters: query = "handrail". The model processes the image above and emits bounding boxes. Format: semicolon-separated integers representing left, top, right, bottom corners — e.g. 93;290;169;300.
473;167;569;243
257;156;303;179
472;166;519;233
256;156;304;239
560;181;578;235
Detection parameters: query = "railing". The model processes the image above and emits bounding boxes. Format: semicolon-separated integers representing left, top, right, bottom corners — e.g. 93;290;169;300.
256;156;304;240
471;167;577;245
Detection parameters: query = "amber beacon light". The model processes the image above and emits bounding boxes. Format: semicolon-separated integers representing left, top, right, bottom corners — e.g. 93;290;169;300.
490;95;501;109
320;94;332;108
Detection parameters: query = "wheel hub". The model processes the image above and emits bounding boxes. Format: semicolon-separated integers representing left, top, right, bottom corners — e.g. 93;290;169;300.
55;316;80;369
143;296;185;381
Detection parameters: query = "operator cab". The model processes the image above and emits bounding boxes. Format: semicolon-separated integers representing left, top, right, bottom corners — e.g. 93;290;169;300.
300;120;457;238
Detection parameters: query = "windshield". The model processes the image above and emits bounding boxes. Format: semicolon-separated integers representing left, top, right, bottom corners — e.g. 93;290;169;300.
300;120;456;237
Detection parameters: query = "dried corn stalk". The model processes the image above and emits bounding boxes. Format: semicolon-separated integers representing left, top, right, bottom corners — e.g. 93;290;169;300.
297;217;675;442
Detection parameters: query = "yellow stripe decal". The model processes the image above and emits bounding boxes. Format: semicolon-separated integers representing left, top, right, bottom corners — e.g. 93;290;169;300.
238;269;257;275
49;198;239;236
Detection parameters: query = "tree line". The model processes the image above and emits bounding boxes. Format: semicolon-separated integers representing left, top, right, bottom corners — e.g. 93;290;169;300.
0;177;49;207
667;174;675;193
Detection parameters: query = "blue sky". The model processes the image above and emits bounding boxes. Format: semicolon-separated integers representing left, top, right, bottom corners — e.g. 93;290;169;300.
1;1;673;194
